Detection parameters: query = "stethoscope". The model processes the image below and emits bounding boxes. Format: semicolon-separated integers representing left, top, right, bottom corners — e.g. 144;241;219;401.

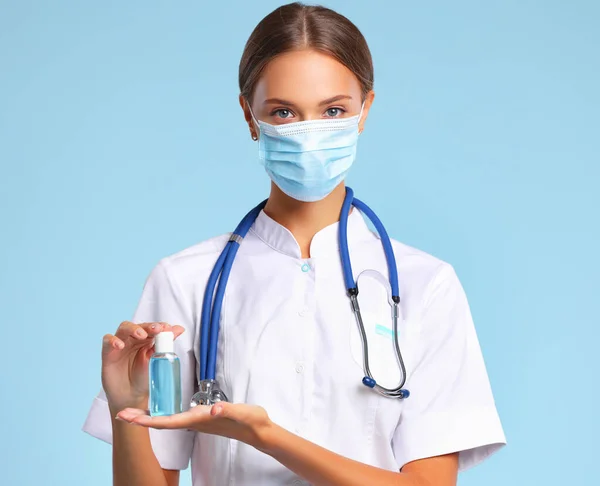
190;186;410;407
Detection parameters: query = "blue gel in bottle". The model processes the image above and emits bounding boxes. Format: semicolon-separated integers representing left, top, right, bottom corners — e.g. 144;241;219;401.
149;331;182;416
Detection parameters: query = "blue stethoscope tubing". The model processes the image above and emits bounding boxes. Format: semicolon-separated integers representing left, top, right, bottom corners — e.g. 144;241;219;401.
198;186;409;402
199;198;268;381
339;189;408;398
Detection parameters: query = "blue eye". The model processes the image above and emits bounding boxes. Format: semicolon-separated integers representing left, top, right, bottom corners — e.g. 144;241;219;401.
325;107;345;117
274;109;292;119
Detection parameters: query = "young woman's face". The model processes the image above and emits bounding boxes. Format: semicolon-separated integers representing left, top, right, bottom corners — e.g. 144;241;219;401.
242;49;374;136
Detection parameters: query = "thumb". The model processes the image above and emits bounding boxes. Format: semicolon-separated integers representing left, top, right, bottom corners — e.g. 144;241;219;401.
210;402;233;419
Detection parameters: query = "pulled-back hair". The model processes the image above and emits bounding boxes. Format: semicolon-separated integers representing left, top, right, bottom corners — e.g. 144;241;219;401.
239;2;374;102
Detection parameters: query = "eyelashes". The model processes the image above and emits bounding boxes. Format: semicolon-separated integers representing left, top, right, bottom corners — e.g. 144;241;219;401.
270;108;293;119
325;107;346;117
269;106;348;121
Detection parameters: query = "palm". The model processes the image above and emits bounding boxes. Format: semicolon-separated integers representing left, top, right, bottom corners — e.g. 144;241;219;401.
116;402;272;450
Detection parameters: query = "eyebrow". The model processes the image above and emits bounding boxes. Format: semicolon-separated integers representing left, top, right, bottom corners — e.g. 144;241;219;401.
263;95;353;107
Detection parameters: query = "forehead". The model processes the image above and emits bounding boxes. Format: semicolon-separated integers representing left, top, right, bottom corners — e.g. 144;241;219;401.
252;49;362;104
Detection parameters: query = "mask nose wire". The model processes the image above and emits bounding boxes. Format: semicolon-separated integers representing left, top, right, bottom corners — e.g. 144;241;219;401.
249;101;365;135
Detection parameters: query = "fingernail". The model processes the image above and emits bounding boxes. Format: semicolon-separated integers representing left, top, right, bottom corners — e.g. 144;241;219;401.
136;329;145;337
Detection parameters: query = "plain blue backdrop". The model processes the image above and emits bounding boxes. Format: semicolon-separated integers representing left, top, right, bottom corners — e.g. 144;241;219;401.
1;1;598;484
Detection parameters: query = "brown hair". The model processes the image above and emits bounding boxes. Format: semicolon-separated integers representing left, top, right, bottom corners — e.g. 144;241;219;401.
239;2;374;103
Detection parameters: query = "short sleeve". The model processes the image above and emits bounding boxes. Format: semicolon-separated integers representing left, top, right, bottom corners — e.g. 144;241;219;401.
392;264;506;471
81;259;197;470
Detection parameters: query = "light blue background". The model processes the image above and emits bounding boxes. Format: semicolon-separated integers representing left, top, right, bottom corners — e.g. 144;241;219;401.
1;1;598;484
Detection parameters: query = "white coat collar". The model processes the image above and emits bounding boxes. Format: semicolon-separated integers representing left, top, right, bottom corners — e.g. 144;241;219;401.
250;207;377;259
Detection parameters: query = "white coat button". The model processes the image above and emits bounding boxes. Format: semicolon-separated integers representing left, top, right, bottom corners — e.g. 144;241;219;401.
301;263;310;273
295;363;304;373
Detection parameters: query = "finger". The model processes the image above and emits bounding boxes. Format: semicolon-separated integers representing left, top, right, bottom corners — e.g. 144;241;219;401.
210;402;243;421
116;408;149;421
114;321;147;340
154;322;185;338
147;323;185;342
117;406;212;430
102;334;125;354
171;325;185;339
146;322;168;336
115;321;168;341
211;403;227;417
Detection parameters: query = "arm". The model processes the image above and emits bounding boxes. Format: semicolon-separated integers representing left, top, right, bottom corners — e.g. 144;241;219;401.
97;319;188;486
118;403;458;486
111;410;180;486
82;261;197;485
112;262;504;484
260;422;458;486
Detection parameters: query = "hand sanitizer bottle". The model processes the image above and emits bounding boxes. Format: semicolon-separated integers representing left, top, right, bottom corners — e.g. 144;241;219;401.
149;331;182;416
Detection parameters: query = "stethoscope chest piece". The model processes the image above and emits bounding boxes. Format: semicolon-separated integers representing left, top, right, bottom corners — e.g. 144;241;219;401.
190;379;229;407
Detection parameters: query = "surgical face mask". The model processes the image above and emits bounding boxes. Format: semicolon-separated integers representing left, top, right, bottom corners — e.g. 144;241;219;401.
250;105;364;202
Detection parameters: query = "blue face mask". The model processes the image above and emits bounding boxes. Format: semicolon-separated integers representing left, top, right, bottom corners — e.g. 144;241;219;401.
251;106;364;202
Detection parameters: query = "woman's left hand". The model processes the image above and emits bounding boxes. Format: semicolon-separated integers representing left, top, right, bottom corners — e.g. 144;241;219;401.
116;403;274;451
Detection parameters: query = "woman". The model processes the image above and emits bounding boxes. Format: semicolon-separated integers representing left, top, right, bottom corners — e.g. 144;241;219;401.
83;3;506;485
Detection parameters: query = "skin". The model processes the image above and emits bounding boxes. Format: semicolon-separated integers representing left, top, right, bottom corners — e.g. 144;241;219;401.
105;49;459;486
241;49;374;259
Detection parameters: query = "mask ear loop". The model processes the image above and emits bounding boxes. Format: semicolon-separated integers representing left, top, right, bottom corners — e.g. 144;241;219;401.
358;101;366;134
247;103;261;141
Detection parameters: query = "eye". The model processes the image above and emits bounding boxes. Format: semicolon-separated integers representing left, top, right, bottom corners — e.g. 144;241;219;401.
325;107;346;118
272;109;294;119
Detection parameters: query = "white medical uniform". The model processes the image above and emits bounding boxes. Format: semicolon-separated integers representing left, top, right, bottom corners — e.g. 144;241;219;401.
82;208;506;486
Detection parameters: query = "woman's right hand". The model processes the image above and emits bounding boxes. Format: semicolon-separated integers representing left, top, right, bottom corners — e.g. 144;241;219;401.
101;321;185;414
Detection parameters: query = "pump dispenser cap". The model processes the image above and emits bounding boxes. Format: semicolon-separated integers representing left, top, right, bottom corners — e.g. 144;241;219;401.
154;331;174;353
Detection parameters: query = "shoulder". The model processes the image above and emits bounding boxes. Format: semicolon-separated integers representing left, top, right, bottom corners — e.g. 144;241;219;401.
162;233;230;267
390;237;453;283
142;233;231;289
388;237;465;312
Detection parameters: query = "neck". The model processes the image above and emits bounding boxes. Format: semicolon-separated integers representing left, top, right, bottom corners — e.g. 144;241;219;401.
263;182;346;258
